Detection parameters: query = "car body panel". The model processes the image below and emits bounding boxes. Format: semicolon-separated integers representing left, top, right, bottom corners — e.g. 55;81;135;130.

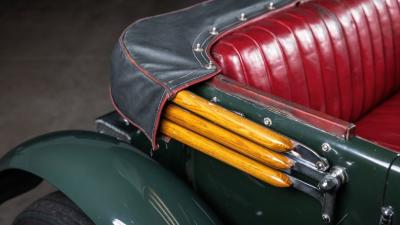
126;81;400;225
185;82;400;225
0;131;221;225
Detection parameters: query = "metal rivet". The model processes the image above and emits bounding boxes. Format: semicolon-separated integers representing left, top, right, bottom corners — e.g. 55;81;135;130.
320;180;329;189
263;117;272;126
380;205;395;225
210;27;219;35
315;161;328;171
321;143;332;152
267;1;275;10
123;119;130;126
322;214;331;224
205;61;216;70
194;43;203;52
239;13;247;21
382;206;395;217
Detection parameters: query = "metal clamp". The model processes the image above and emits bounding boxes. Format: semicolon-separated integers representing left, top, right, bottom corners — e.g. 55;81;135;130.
379;206;394;225
292;166;347;224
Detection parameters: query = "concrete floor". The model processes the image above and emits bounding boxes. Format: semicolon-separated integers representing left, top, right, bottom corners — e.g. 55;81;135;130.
0;0;200;224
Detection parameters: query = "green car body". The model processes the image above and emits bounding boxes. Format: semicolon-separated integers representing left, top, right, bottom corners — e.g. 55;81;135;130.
0;80;399;225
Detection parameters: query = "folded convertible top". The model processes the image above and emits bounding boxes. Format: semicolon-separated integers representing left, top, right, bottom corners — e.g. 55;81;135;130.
110;0;292;149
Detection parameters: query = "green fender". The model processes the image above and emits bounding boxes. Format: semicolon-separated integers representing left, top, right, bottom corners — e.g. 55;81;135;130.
0;131;221;225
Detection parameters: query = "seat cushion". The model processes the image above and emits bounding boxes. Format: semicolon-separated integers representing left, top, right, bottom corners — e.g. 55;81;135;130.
211;0;400;151
212;0;400;123
356;92;400;152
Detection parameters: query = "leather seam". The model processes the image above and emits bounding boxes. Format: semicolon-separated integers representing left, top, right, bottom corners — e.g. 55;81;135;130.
344;1;367;117
251;25;294;100
218;40;251;85
359;1;378;108
310;4;345;120
372;0;389;98
286;11;329;114
232;32;273;92
314;3;355;121
270;17;312;107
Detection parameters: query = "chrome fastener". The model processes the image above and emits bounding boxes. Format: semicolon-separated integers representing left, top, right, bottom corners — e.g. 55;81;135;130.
239;13;248;21
322;214;331;224
263;117;272;126
380;206;394;225
205;61;216;70
315;161;328;171
321;143;332;152
210;27;219;35
123;118;130;126
194;43;203;52
267;1;275;10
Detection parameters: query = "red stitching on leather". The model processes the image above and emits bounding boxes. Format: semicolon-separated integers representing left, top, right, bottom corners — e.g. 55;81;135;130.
117;0;216;98
109;87;153;143
118;34;172;97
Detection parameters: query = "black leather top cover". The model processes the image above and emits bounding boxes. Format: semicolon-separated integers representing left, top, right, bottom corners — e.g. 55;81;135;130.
110;0;292;148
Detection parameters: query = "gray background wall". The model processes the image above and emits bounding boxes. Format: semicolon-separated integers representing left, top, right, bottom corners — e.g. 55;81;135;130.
0;0;201;224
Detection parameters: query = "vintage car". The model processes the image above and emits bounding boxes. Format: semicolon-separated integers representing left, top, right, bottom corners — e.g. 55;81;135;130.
0;0;399;224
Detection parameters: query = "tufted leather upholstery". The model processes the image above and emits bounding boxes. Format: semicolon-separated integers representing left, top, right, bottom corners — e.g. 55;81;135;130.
211;0;400;151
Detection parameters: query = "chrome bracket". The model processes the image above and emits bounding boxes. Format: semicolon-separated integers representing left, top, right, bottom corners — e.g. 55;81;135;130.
284;143;330;181
293;143;330;172
292;167;347;224
285;142;345;224
379;206;394;225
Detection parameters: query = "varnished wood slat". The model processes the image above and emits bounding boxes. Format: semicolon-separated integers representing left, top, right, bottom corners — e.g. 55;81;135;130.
172;90;294;152
164;104;293;170
160;119;293;188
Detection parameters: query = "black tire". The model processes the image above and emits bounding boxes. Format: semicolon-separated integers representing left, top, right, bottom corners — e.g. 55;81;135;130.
13;191;95;225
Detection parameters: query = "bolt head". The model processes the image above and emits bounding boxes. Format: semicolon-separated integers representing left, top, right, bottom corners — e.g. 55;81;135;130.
263;117;272;126
239;13;247;21
321;180;328;188
194;43;203;52
315;161;328;171
268;2;275;10
123;119;130;126
381;206;394;217
205;61;216;70
211;97;218;103
322;214;331;223
321;143;332;152
210;27;219;35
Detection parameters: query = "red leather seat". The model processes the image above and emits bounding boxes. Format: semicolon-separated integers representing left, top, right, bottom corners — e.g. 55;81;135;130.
211;0;400;151
356;92;400;151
